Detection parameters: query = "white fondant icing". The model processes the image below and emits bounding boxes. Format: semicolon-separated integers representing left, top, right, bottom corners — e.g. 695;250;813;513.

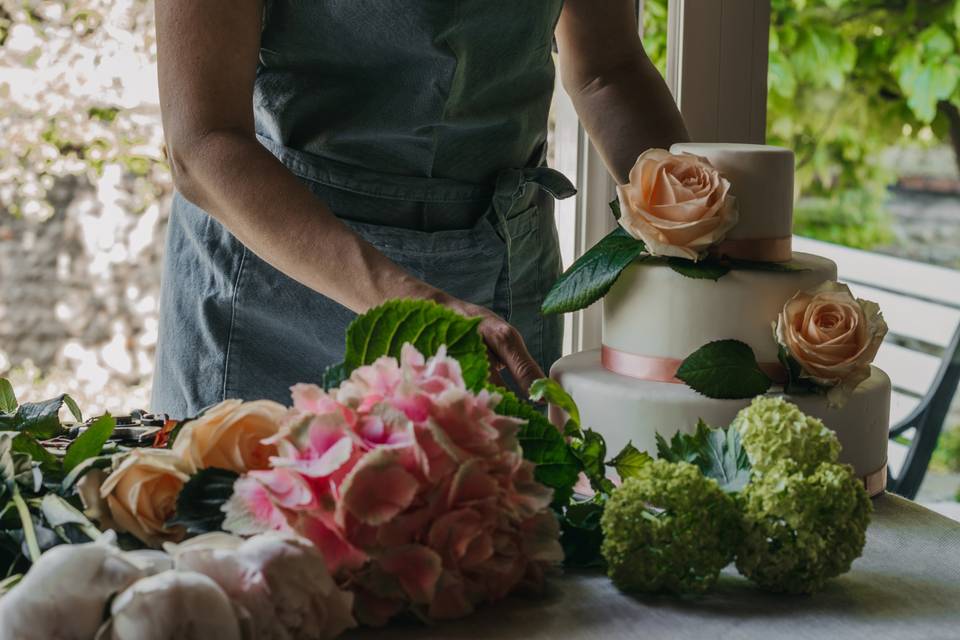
603;252;837;362
669;143;795;242
551;350;890;481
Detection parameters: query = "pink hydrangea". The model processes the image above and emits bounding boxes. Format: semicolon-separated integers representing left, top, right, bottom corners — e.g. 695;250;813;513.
224;344;563;624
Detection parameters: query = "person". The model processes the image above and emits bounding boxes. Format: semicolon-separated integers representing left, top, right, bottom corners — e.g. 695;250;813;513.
151;0;689;418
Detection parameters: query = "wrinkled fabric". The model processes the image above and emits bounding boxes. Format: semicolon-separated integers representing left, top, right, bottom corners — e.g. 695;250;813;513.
152;2;572;418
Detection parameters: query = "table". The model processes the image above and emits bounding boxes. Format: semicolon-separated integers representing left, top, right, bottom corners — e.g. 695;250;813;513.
349;494;960;640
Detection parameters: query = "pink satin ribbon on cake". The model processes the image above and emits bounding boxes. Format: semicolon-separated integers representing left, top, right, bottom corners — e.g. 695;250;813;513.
601;346;786;385
711;236;793;263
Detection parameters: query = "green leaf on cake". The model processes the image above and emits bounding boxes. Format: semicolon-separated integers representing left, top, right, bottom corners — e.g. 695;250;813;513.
606;442;653;481
667;257;731;281
322;299;488;392
168;468;240;536
655;420;751;493
541;227;647;314
676;340;774;399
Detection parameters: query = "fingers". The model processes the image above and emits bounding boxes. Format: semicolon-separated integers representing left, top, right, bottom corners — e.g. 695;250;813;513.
484;321;545;395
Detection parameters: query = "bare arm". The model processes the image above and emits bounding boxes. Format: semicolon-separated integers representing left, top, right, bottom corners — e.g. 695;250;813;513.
156;0;545;391
556;0;690;184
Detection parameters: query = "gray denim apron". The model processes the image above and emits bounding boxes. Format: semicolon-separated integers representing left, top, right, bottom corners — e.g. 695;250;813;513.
152;1;573;418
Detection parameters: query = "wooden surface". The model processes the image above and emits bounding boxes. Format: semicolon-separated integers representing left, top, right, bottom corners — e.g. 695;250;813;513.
348;494;960;640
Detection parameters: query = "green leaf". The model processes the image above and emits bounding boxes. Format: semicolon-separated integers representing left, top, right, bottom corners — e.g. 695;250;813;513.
609;197;622;220
541;227;647;314
493;386;579;506
10;433;59;474
39;494;100;541
676;340;774;399
560;500;606;568
667;257;731;281
656;420;711;465
0;395;77;439
0;380;16;414
606;442;652;481
572;429;611;493
654;420;751;493
62;414;115;474
528;378;581;431
699;426;751;493
167;468;239;536
324;299;488;392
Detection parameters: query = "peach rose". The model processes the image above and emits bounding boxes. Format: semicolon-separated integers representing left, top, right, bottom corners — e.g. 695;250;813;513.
775;281;888;407
172;399;287;473
100;449;193;547
616;148;738;261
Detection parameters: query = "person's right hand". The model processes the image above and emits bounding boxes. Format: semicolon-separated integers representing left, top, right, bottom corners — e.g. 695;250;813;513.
438;295;545;395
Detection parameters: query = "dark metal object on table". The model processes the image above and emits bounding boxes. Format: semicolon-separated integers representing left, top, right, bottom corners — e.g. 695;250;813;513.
65;410;169;446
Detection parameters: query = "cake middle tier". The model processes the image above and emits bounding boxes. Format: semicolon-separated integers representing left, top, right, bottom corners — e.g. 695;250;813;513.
603;252;837;363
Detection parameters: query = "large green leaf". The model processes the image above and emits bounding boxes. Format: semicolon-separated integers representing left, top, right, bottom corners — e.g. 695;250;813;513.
541;227;647;315
323;299;487;391
676;340;774;399
0;394;81;440
62;414;116;474
167;468;239;536
493;387;579;506
0;380;16;414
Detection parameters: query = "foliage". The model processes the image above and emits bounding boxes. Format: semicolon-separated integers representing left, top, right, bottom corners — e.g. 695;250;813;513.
167;468;239;536
600;459;741;595
656;420;751;493
0;0;168;222
644;0;960;249
731;396;841;475
736;459;872;594
675;340;774;400
931;425;960;474
322;299;487;391
0;379;114;578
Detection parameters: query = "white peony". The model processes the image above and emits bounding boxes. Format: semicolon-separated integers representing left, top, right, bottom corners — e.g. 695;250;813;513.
168;532;357;640
98;570;243;640
0;537;144;640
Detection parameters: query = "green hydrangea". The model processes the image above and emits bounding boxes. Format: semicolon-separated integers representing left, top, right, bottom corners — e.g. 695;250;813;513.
732;396;840;474
600;459;740;595
736;460;871;594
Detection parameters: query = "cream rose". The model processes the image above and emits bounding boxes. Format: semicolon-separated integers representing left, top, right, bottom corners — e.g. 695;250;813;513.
100;449;193;547
172;399;287;473
775;281;888;407
616;148;738;261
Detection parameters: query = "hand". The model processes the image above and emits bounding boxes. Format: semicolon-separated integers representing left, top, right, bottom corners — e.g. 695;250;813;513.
440;296;545;395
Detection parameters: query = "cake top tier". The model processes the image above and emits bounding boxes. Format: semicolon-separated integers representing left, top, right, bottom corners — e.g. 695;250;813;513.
670;143;794;259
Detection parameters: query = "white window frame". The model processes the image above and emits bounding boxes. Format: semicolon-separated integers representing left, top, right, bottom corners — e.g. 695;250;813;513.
552;0;771;354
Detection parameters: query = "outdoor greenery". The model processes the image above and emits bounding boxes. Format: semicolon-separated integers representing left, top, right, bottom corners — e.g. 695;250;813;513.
644;0;960;249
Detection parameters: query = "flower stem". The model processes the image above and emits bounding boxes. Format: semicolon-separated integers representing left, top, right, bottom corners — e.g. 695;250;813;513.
12;488;41;563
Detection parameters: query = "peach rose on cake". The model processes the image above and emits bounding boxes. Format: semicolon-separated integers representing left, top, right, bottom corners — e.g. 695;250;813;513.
616;148;738;261
172;399;286;473
775;281;888;407
100;449;193;547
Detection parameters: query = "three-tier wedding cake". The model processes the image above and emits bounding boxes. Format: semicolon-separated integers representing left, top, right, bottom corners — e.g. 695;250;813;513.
550;143;890;495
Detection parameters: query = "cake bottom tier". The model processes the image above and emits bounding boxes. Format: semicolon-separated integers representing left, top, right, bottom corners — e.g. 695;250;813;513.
551;349;890;494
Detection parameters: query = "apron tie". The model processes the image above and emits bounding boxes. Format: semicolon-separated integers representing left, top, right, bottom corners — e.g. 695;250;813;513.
491;167;576;319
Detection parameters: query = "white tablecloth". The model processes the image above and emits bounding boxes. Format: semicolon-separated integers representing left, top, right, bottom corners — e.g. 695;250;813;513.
348;494;960;640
